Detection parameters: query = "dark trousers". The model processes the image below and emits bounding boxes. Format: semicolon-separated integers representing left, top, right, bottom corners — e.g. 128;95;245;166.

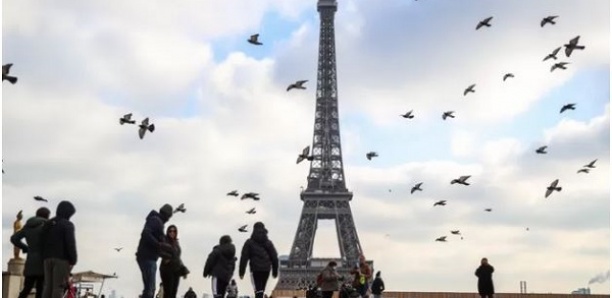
211;277;229;298
137;258;158;298
19;275;44;298
250;271;270;298
42;258;70;298
322;291;334;298
355;284;367;297
160;266;180;298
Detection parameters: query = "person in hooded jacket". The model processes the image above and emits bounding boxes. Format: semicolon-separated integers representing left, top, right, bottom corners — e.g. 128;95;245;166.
475;257;495;298
136;204;174;298
370;271;385;298
11;207;51;298
204;235;237;298
238;222;279;298
39;201;77;298
319;261;341;298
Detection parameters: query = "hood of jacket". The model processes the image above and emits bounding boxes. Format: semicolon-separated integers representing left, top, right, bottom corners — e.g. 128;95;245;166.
215;242;236;259
250;225;269;244
56;201;76;220
24;216;47;228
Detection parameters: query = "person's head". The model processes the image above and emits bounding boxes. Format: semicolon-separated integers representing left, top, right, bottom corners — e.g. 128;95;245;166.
253;221;265;230
481;257;488;265
328;261;337;269
166;225;178;239
36;207;51;219
376;271;381;278
188;287;193;291
159;204;173;223
359;254;366;263
220;235;232;245
56;201;76;220
230;279;236;286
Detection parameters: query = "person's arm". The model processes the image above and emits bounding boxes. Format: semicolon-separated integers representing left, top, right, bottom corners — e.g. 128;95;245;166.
267;241;279;278
239;241;250;278
203;249;218;277
64;222;78;266
10;228;29;253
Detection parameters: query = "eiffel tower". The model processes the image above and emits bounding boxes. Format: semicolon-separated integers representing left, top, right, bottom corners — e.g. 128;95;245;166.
274;0;372;290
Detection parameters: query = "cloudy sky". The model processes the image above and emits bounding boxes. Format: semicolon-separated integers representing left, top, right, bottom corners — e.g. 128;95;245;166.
2;0;610;297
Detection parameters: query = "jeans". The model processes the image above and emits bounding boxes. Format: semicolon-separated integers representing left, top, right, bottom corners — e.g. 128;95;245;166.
137;258;158;298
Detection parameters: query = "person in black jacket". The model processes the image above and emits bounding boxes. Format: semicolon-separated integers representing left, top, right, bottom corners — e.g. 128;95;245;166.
159;225;189;298
136;204;174;298
204;235;237;298
238;222;278;298
370;271;385;298
475;257;495;298
40;201;77;298
11;207;51;298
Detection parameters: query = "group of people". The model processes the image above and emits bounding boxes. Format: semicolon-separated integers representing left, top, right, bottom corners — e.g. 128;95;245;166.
315;255;385;298
136;204;279;298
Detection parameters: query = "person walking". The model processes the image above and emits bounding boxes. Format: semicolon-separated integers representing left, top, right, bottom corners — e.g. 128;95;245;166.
159;225;189;298
370;271;385;298
238;222;279;298
11;207;51;298
318;261;341;298
475;257;495;298
204;235;237;298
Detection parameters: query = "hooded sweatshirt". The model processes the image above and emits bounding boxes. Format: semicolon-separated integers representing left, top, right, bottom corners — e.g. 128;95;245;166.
136;205;172;261
239;222;279;277
11;216;48;276
203;235;237;281
41;201;77;265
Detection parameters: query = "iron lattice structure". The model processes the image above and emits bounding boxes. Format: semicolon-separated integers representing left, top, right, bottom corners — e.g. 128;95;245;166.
275;0;372;290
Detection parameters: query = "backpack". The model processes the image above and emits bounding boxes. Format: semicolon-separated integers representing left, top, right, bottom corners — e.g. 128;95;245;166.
316;272;324;286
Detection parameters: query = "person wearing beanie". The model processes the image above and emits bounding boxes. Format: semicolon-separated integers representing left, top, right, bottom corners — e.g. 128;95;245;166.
11;207;51;298
238;222;279;298
203;235;237;298
370;271;385;298
40;201;77;298
136;204;173;298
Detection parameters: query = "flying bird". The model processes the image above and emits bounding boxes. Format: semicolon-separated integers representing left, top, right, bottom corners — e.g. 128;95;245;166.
577;168;590;174
503;73;515;81
526;227;530;231
366;152;378;160
411;182;423;194
450;230;461;235
484;208;492;212
400;110;415;119
138;118;155;139
238;225;248;233
246;208;256;214
464;84;476;96
476;17;493;30
550;62;569;72
433;200;447;207
33;196;48;203
241;192;260;201
296;146;314;164
451;175;471;186
564;36;585;57
174;203;186;213
119;113;136;125
536;146;548;154
583;159;597;169
287;80;308;91
543;47;561;61
2;64;18;84
247;34;263;45
114;247;123;252
442;111;455;120
545;179;562;198
540;16;558;27
435;236;447;242
559;103;576;113
227;190;239;197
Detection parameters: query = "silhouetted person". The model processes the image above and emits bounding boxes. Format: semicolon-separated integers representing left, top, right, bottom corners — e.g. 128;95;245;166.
204;235;236;298
184;287;197;298
350;254;372;297
371;271;385;298
11;207;51;298
159;225;189;298
319;261;341;298
239;222;279;298
40;201;77;298
475;258;495;298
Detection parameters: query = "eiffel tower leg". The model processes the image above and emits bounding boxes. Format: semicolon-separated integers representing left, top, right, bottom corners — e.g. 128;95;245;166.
335;200;362;267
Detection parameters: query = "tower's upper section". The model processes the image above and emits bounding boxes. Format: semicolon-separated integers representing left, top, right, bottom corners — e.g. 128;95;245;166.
306;0;348;193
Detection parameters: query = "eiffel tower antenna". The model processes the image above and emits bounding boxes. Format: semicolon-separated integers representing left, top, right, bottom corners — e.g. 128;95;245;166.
274;0;372;290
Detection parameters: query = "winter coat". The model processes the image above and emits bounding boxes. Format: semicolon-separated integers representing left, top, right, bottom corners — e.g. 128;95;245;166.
475;264;495;295
40;201;77;265
159;236;188;275
350;262;372;287
371;277;385;295
319;266;341;291
239;226;279;276
203;242;237;282
136;210;167;261
11;216;48;276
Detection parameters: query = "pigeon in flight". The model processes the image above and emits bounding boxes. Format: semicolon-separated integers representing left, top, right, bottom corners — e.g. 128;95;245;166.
287;80;308;91
238;225;248;233
401;110;415;119
451;175;471;186
119;113;136;125
564;36;585;57
543;47;561;61
577;168;590;174
484;208;492;212
247;34;263;45
114;247;123;252
526;227;530;231
476;17;493;30
450;230;464;240
2;64;18;84
227;190;239;197
545;179;562;198
503;73;515;81
442;111;455;120
551;62;569;72
435;236;447;242
241;192;260;201
138;118;155;139
433;200;447;207
464;84;476;96
559;103;576;113
296;146;314;164
174;203;186;213
33;196;48;203
540;16;559;27
411;182;423;194
536;146;548;154
366;152;378;160
246;208;256;214
583;159;597;169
